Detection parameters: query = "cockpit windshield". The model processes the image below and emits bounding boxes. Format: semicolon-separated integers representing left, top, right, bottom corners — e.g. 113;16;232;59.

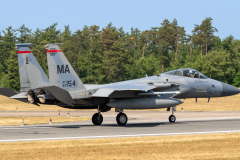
164;68;208;79
199;73;208;79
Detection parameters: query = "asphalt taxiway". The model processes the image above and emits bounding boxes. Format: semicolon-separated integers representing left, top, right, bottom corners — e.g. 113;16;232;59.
0;111;240;142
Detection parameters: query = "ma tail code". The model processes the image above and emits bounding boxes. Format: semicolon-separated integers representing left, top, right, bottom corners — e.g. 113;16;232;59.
57;65;70;74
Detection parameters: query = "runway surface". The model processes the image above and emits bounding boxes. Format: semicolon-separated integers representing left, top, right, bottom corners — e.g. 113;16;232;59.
0;111;240;142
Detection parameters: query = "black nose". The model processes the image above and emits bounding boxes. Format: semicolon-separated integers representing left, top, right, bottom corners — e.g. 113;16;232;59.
221;83;240;97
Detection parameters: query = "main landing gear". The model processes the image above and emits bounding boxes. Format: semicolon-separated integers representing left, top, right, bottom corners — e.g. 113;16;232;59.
169;106;176;123
92;108;128;126
92;106;103;125
115;108;128;125
92;113;103;125
116;112;128;125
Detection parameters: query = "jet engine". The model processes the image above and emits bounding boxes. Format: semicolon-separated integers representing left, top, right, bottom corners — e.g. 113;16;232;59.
37;89;58;104
27;90;36;104
27;89;57;104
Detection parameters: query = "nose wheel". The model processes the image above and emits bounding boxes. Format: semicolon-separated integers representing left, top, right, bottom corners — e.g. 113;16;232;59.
92;113;103;125
169;115;176;123
116;112;128;125
169;106;176;123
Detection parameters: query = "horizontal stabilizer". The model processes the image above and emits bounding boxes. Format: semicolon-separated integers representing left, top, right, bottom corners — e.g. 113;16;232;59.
41;86;75;107
0;90;35;104
0;88;18;97
10;92;39;106
10;92;28;99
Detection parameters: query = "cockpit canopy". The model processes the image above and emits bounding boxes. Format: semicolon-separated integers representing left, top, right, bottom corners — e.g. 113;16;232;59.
164;68;208;79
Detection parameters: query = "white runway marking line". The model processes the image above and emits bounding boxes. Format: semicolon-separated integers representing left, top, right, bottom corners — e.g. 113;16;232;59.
1;130;240;142
0;127;51;130
0;128;25;130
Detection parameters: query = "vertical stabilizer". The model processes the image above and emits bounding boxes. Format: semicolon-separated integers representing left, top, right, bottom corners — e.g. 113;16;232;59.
16;43;49;92
45;44;86;91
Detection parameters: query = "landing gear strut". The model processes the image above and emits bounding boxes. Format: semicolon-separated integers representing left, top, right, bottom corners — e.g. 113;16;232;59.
92;106;103;125
116;109;128;125
169;106;176;123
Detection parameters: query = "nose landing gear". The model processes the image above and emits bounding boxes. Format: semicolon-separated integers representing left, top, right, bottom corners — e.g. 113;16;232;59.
169;114;176;123
169;106;176;123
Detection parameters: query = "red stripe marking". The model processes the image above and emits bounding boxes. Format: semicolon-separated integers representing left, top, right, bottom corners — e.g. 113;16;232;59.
47;50;62;53
17;51;32;54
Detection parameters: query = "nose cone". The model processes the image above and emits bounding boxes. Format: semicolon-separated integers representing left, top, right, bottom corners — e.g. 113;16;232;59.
221;83;240;97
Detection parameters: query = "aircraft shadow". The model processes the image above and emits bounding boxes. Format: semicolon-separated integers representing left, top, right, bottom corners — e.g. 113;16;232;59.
37;123;162;128
46;122;188;128
114;123;163;127
118;122;188;127
30;120;193;129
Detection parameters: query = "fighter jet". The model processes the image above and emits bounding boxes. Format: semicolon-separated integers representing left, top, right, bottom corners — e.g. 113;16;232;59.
2;43;240;126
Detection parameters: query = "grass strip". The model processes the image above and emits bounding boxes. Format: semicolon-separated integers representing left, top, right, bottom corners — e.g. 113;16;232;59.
0;132;240;159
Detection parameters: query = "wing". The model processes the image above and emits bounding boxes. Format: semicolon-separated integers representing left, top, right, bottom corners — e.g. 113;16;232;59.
91;82;156;98
92;82;179;98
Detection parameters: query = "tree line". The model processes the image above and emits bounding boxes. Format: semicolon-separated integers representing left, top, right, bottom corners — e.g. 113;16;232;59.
1;17;240;91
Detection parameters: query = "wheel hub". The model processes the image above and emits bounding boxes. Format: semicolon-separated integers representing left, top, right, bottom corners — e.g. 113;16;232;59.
119;115;126;123
95;116;102;123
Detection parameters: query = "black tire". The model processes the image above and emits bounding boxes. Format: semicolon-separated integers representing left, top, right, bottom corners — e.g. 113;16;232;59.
116;113;128;125
169;115;176;123
92;113;103;125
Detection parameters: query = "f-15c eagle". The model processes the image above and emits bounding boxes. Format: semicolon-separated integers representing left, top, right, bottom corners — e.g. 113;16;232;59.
1;43;239;125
